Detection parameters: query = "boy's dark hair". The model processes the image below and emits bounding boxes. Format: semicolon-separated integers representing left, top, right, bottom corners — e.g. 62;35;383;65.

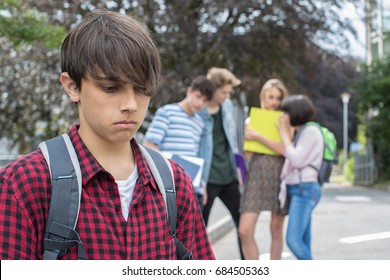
280;95;315;126
61;9;161;96
190;75;216;101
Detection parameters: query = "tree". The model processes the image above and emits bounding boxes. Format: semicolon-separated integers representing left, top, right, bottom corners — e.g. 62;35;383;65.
0;0;68;153
293;44;360;147
0;0;362;152
355;58;390;178
0;0;66;48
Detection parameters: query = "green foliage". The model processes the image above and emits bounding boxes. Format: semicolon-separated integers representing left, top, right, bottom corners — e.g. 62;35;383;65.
337;151;354;182
0;0;361;153
0;0;66;48
357;123;367;146
355;57;390;178
0;0;70;153
345;157;355;182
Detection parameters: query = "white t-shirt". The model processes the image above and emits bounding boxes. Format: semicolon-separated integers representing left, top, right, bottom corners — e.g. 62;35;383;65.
116;166;138;220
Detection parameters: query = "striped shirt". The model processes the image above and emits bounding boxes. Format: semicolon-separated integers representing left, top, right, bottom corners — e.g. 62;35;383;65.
144;103;204;156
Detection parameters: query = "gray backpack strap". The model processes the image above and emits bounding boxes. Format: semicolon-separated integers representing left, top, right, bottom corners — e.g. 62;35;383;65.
139;145;193;260
39;134;86;260
138;145;173;217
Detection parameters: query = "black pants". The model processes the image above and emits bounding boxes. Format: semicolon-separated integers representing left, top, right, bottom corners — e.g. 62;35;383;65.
202;180;245;260
196;193;203;213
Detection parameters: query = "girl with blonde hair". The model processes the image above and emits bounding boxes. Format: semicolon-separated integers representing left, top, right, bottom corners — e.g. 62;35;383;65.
239;78;290;260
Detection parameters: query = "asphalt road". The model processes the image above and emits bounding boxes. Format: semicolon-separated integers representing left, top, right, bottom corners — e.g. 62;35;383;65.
209;183;390;260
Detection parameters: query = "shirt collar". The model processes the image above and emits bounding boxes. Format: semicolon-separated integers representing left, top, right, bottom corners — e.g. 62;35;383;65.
130;140;159;192
68;124;158;191
68;124;104;185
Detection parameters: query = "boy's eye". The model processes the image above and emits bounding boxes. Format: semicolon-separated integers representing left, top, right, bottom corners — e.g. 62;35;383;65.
134;86;149;96
101;85;120;93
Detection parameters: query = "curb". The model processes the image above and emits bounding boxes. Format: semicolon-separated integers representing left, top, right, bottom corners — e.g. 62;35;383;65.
207;215;234;244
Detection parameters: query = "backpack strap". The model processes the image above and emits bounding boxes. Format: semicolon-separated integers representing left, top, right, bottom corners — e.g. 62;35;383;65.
38;134;86;260
39;135;191;260
139;145;193;260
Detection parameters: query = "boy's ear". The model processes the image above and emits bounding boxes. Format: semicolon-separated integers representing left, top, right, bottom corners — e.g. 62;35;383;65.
185;87;193;97
60;72;80;102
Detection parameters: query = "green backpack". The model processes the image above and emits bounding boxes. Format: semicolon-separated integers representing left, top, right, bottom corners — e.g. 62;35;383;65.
295;122;338;185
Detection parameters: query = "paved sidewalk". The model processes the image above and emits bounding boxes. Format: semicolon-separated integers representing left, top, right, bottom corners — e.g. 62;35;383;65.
211;211;289;260
206;198;235;244
206;181;355;259
206;199;281;259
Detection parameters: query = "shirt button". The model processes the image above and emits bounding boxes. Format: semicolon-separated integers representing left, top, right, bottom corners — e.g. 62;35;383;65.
115;205;121;212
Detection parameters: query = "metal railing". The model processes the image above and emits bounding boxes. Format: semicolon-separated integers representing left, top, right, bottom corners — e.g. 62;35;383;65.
353;143;377;185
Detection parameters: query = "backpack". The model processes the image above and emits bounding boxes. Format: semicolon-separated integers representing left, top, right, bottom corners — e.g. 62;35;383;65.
294;122;337;186
38;134;192;260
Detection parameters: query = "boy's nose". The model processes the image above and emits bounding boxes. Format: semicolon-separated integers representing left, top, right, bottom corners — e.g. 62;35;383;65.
120;89;137;112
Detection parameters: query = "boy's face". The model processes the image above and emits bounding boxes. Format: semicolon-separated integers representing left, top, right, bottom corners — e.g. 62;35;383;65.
186;88;209;114
62;73;150;145
212;84;232;105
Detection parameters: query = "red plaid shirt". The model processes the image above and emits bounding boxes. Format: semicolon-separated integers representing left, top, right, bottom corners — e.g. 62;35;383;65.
0;125;215;260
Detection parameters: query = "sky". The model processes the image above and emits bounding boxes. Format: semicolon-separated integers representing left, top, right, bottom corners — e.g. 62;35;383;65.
344;1;366;60
311;2;366;60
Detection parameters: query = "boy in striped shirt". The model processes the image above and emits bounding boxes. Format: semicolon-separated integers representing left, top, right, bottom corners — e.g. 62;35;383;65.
143;76;215;209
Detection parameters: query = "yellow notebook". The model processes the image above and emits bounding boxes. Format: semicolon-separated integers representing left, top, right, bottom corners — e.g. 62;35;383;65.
243;107;282;155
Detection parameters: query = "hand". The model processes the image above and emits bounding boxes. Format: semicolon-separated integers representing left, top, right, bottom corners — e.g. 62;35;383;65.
202;183;208;206
277;114;290;137
244;126;258;141
277;114;294;147
203;192;208;206
244;151;254;160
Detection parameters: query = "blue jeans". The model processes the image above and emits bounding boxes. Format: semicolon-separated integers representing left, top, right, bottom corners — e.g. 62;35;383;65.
286;182;321;260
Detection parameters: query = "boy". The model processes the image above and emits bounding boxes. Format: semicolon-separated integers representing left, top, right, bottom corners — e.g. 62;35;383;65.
0;9;215;260
198;67;245;259
143;76;215;208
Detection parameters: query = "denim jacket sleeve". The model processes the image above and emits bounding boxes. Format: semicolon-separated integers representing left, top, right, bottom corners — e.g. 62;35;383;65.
221;99;239;155
198;108;213;185
221;100;239;180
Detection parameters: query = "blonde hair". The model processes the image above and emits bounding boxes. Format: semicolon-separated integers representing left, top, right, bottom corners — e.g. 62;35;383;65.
259;79;289;108
206;67;241;88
